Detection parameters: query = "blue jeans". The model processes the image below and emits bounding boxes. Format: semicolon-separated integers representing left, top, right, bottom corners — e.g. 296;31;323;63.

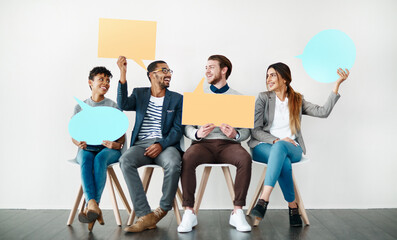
76;148;121;203
251;141;302;202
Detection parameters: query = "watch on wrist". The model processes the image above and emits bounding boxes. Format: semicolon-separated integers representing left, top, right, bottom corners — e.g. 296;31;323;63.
234;132;240;140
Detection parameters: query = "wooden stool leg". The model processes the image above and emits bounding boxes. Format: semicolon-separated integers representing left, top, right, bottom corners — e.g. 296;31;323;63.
253;218;261;226
67;185;84;226
292;172;310;225
176;185;184;224
221;166;235;201
247;166;267;215
108;167;132;214
80;196;86;216
107;170;122;226
127;208;136;226
176;185;183;205
193;167;212;214
173;197;182;225
127;167;154;226
142;167;154;192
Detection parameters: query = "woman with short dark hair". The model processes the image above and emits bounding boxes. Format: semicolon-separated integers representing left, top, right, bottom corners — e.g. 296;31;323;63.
72;66;125;231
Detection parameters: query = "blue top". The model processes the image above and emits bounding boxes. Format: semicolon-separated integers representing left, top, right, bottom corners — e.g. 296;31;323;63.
210;83;230;94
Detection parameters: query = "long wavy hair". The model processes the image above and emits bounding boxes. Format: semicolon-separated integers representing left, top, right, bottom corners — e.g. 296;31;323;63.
267;62;302;135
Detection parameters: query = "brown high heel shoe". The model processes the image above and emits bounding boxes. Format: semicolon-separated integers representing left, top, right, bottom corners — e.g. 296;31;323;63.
88;219;96;232
87;199;100;222
97;209;105;225
78;207;91;223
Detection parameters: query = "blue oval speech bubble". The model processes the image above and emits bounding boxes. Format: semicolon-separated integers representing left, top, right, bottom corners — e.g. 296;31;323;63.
68;97;129;145
296;29;356;83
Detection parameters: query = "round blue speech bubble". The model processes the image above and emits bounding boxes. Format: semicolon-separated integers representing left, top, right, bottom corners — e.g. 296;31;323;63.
68;97;129;145
296;29;356;83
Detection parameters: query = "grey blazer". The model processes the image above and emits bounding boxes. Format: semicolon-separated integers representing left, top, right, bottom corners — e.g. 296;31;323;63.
247;91;340;154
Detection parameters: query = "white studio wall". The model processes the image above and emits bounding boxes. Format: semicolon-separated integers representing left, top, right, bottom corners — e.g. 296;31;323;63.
0;0;396;210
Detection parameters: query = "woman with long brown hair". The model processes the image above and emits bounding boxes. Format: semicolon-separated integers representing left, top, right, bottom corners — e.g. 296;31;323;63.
248;62;349;226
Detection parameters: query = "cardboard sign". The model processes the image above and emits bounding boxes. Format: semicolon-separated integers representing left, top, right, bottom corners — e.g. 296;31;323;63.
182;78;255;128
98;18;157;69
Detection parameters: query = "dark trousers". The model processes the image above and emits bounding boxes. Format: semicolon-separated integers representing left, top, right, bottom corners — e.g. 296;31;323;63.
181;139;252;207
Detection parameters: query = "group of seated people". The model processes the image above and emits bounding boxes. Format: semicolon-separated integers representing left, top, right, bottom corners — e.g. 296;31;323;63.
72;54;349;232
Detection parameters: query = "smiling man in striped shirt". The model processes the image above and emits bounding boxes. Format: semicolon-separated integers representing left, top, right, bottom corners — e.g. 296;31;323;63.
116;56;183;233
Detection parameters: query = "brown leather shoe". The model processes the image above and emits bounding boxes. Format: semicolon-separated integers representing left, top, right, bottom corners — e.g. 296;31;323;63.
78;208;92;223
97;210;104;225
124;212;157;233
87;199;100;222
88;219;96;232
153;207;168;224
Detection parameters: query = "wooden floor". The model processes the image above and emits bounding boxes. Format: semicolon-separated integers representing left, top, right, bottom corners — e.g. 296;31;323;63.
1;209;396;240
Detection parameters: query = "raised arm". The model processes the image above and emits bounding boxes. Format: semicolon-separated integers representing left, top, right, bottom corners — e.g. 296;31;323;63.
333;68;349;94
303;68;349;118
118;56;127;84
117;56;138;111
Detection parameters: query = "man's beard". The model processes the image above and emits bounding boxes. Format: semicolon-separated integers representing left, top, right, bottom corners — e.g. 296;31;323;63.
208;74;221;85
160;82;169;89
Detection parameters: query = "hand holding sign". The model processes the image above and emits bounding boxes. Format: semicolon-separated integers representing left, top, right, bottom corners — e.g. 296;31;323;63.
117;56;128;84
68;98;129;145
197;123;216;138
219;123;238;139
296;29;356;83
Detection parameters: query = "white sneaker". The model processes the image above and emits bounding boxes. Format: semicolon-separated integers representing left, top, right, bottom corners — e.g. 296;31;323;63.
229;209;252;232
177;209;198;233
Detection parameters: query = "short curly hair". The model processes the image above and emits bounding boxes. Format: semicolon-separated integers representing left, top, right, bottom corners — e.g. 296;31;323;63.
88;66;113;80
88;66;112;90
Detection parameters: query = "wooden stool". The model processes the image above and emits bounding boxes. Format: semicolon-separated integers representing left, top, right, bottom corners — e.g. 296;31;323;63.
246;156;310;226
127;165;183;226
193;164;235;214
67;160;132;227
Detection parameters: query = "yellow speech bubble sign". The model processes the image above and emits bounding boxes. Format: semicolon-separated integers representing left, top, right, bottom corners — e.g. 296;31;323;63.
182;78;255;128
98;18;157;69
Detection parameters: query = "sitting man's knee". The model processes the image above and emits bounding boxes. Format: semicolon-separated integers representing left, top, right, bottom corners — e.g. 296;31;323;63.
182;150;201;166
119;155;137;169
163;158;181;174
241;155;252;169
